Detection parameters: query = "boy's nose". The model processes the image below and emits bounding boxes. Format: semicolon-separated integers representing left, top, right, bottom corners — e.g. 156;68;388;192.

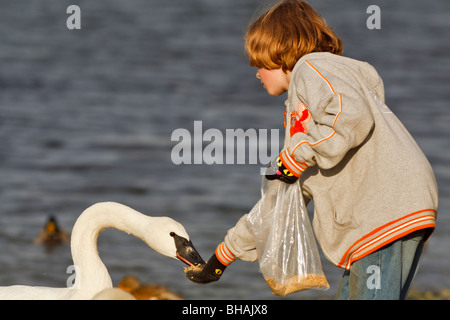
256;72;261;79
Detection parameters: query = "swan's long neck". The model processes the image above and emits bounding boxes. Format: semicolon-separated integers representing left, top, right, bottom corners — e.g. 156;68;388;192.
69;202;156;299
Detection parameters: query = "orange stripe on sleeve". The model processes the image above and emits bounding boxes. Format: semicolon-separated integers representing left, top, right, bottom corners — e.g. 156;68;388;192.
305;60;336;95
215;242;235;266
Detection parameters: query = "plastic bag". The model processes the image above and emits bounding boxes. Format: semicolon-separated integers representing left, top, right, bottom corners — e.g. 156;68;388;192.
247;178;329;296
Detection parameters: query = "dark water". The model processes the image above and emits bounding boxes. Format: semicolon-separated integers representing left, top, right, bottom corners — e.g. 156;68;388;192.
0;0;449;299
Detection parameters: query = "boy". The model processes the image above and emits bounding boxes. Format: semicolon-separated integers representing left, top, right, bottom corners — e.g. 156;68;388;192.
186;0;438;299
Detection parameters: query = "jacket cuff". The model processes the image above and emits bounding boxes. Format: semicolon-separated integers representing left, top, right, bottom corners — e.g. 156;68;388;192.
279;149;308;177
215;242;236;266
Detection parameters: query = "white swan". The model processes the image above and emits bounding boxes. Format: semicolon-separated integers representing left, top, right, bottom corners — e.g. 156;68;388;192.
0;202;204;300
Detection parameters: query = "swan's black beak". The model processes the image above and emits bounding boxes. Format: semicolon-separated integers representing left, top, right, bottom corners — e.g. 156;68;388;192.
170;232;206;266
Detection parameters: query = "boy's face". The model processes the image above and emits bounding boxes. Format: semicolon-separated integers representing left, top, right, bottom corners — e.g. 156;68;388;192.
256;68;291;96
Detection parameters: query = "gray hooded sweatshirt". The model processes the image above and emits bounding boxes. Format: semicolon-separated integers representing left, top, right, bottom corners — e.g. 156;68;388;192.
223;52;438;269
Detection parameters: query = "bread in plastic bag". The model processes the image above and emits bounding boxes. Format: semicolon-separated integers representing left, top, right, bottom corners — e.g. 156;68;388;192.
246;178;329;296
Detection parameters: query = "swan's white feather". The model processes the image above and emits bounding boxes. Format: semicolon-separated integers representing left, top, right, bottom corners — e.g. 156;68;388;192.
0;285;72;300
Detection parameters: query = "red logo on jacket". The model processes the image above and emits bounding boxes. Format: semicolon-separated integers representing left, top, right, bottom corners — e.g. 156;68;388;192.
285;102;311;137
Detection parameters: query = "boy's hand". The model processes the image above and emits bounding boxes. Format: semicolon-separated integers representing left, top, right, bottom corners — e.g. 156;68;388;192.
185;242;235;284
184;253;226;284
265;156;299;184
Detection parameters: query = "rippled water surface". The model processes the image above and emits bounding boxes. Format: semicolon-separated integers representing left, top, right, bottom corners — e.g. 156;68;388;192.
0;0;449;299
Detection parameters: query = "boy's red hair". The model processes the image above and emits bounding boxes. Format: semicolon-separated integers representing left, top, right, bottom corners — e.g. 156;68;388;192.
245;0;343;72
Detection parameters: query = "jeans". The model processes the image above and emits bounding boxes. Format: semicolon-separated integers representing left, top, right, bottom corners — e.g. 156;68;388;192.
336;229;427;300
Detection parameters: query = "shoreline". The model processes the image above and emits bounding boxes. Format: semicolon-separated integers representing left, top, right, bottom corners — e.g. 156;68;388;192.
406;289;450;300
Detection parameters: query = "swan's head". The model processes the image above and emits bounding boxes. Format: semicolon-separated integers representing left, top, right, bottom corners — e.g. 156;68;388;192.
170;232;205;266
144;217;205;267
